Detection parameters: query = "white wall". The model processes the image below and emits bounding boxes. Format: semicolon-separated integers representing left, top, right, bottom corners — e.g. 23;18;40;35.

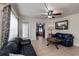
20;17;37;40
19;17;55;40
53;13;79;47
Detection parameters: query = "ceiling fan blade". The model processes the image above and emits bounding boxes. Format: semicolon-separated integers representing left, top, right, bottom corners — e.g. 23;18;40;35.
53;13;62;15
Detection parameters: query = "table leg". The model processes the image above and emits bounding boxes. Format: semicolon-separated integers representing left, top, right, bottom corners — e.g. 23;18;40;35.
54;44;59;49
47;43;50;46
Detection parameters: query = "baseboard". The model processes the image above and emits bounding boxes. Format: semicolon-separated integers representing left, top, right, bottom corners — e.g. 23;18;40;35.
74;43;79;47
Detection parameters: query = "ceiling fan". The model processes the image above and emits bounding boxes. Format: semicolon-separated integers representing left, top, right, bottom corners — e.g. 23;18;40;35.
41;3;62;18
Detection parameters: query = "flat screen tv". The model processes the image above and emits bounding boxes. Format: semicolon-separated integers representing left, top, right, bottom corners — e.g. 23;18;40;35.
55;20;68;30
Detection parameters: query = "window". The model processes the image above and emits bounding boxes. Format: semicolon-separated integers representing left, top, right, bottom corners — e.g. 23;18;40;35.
8;12;18;41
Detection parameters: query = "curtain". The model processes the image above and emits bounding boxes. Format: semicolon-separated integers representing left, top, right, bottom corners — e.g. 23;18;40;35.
1;5;11;47
8;12;18;41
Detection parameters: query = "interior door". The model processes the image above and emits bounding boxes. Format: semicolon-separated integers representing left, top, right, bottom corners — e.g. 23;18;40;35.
22;23;29;39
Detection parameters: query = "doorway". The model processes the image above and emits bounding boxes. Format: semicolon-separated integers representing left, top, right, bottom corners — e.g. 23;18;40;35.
36;23;45;40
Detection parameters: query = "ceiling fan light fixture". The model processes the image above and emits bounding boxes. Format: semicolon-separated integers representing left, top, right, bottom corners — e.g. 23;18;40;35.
48;10;53;16
48;15;52;19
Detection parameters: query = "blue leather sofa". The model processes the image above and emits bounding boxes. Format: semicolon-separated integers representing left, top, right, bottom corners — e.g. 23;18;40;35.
0;38;37;56
52;33;74;47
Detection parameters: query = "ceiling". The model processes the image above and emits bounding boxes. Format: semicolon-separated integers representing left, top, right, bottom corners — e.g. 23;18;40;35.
16;3;79;18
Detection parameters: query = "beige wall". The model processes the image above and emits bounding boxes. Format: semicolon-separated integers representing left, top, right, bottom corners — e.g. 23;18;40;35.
53;13;79;47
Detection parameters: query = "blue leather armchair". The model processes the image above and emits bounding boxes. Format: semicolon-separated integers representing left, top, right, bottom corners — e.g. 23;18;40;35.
52;33;74;47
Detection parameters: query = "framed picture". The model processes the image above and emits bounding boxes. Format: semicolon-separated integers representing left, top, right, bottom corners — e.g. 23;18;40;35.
55;20;68;30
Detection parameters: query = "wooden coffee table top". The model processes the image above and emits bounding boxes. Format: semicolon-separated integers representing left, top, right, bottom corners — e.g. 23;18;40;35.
47;37;61;43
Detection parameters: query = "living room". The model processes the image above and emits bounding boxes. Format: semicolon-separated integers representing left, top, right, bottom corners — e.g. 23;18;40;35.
17;3;79;48
0;3;79;56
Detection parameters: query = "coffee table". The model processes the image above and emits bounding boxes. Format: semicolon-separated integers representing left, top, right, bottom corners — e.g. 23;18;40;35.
47;37;61;49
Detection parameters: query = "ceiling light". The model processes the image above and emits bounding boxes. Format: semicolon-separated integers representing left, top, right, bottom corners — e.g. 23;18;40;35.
48;16;52;19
